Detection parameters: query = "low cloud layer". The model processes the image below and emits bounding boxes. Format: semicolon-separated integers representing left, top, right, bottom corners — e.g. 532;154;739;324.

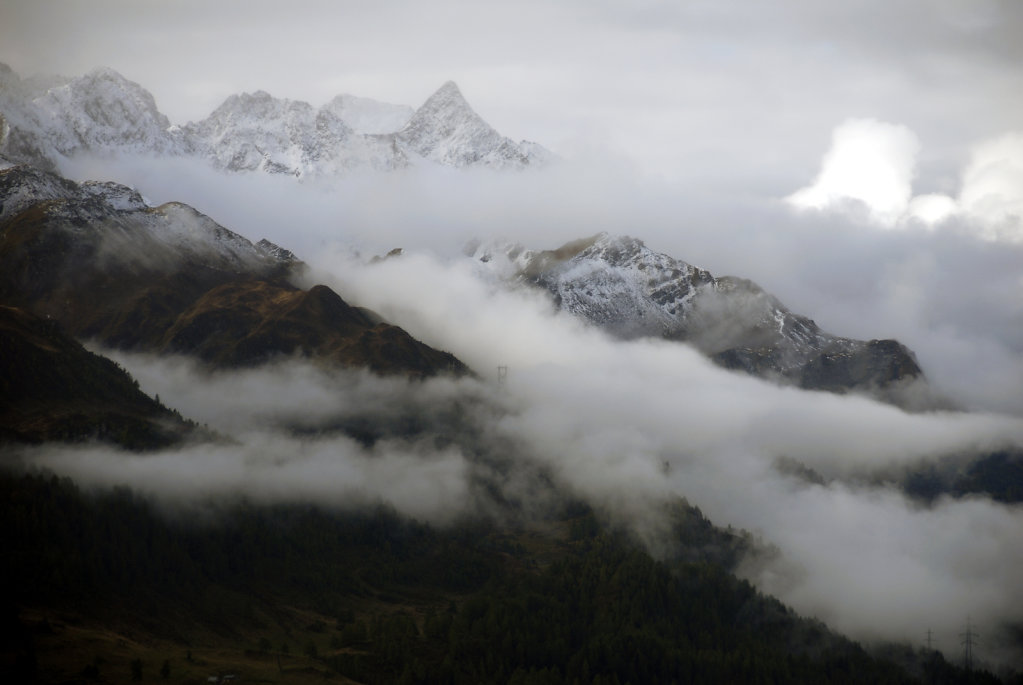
5;0;1023;669
13;245;1021;664
14;128;1023;669
311;250;1023;662
29;431;473;524
59;147;1023;422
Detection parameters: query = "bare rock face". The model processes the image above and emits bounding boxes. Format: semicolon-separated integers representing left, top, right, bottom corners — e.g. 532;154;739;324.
473;233;923;400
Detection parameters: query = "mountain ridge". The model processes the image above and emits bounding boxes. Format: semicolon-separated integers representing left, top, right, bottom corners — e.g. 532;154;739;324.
0;63;552;177
472;232;929;403
0;163;469;380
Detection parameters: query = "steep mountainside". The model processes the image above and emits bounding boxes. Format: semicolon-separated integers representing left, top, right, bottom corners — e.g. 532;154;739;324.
0;165;293;343
0;66;180;171
30;67;180;157
0;64;551;177
396;81;551;168
472;233;923;398
0;305;192;447
4;471;975;685
0;164;467;377
161;280;466;375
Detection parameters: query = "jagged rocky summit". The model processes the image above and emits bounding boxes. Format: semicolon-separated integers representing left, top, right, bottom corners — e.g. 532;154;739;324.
0;64;552;177
471;233;924;401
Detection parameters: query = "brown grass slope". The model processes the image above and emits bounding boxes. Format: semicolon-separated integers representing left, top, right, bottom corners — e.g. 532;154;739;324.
161;279;468;377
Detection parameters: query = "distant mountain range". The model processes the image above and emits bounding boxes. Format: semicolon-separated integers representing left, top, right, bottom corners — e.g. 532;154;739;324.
471;233;926;401
0;64;551;177
0;64;936;448
2;66;1018;684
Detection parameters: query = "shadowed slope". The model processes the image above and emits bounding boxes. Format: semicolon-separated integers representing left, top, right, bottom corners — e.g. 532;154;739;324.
161;280;467;376
0;305;191;448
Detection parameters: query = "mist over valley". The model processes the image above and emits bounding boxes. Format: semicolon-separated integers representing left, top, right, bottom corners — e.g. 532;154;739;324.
3;3;1023;681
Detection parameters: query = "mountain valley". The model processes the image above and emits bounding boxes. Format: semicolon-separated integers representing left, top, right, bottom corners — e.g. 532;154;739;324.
1;64;1021;684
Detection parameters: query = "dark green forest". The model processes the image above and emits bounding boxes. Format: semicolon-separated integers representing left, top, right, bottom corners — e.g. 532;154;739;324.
0;469;1006;684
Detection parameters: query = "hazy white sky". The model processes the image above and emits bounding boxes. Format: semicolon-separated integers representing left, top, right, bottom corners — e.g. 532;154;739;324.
2;0;1021;186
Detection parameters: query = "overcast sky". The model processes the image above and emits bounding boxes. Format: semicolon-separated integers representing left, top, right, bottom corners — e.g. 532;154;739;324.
4;0;1018;413
2;0;1021;187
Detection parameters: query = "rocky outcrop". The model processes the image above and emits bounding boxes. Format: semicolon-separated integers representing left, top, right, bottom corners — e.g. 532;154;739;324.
472;233;923;398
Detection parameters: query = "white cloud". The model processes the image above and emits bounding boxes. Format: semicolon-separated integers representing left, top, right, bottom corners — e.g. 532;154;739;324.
958;131;1023;240
788;121;1023;243
906;192;958;224
25;254;1020;665
786;118;920;224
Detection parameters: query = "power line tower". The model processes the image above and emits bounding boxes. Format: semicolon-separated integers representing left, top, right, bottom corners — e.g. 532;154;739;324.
923;628;939;685
496;365;508;388
960;616;978;672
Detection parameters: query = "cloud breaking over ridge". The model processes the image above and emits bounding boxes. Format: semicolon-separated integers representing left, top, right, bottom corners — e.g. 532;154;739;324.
14;258;1023;664
3;0;1023;669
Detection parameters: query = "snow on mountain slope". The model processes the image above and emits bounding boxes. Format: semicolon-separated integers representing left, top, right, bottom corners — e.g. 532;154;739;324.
0;163;468;377
0;64;69;171
32;67;180;157
80;180;148;211
0;163;82;221
183;90;351;175
397;81;546;169
182;90;409;176
0;64;551;177
137;201;292;272
472;233;923;397
0;163;288;276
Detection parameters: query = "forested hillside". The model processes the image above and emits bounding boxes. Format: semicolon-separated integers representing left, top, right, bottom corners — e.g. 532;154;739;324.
0;470;1000;684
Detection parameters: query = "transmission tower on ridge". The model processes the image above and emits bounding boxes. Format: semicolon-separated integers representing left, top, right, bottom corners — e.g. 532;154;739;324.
960;616;978;672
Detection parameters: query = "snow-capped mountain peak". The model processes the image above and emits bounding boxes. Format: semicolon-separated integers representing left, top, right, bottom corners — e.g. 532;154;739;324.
397;81;549;168
32;67;176;155
473;233;923;399
0;65;552;176
182;90;356;175
407;81;473;124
